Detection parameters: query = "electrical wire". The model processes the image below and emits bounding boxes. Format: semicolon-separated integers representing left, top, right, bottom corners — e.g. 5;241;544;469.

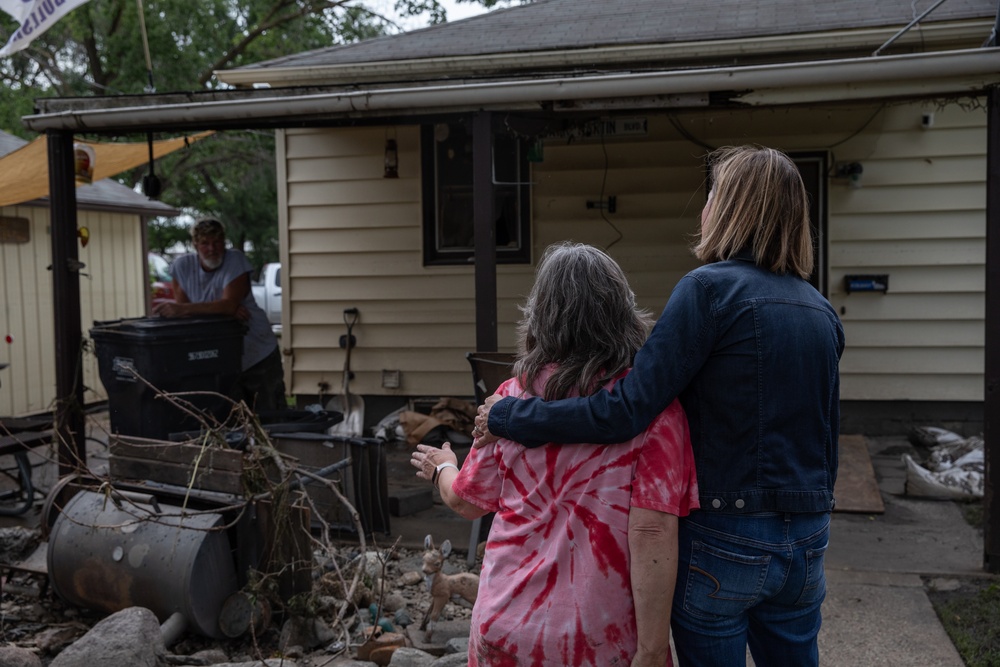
668;114;717;152
599;125;623;252
826;104;886;149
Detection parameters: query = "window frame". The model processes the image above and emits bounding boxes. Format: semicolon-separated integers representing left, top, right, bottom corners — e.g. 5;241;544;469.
789;151;829;296
420;120;532;266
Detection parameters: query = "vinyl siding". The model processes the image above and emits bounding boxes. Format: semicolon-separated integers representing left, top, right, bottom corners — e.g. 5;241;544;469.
0;206;146;416
826;102;986;401
279;98;986;403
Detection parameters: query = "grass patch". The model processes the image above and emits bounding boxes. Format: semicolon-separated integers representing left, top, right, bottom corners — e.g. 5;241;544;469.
959;499;984;532
927;498;998;666
931;579;1000;667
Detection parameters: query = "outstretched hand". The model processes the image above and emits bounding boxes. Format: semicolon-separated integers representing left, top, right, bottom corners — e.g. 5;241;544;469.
410;441;458;481
472;394;501;449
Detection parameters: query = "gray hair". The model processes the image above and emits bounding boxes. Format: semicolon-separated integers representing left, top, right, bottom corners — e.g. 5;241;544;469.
191;216;225;243
514;242;653;401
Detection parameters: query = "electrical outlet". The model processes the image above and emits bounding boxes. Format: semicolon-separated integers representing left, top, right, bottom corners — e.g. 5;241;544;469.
382;370;401;389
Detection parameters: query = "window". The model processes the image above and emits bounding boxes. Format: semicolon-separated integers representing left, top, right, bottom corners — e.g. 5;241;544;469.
421;120;531;265
790;152;828;296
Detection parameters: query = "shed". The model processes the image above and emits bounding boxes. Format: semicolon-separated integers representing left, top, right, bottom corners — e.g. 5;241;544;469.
0;130;177;417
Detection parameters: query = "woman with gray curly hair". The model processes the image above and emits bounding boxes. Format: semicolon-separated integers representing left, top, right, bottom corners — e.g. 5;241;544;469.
411;241;699;667
476;146;846;667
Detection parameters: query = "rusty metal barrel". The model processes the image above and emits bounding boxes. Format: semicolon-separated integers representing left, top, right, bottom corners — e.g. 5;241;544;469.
47;490;238;638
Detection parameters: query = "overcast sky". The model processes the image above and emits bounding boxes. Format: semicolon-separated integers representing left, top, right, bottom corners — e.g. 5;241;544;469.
437;0;491;21
369;0;491;29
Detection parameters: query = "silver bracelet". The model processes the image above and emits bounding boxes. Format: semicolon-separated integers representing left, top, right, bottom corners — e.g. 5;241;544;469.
431;461;459;486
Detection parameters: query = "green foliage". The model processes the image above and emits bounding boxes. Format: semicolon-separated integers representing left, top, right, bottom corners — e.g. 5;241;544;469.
1;0;509;268
147;217;192;255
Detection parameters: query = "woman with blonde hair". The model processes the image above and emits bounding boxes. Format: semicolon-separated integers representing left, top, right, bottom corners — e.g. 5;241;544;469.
412;241;699;666
476;146;845;666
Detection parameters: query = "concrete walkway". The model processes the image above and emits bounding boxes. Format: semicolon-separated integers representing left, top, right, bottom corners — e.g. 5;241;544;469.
818;435;986;667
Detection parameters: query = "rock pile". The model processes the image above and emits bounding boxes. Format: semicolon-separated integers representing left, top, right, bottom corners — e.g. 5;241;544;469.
0;527;477;667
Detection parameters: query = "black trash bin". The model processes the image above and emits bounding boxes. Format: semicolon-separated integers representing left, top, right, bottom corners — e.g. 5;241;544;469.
91;316;245;440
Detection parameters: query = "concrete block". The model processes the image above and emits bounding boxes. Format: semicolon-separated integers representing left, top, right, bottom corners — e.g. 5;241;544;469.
389;486;434;517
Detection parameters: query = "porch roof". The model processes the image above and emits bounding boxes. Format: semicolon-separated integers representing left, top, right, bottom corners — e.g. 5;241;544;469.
22;47;1000;135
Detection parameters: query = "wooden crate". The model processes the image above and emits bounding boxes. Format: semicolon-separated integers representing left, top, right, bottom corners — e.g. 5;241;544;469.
108;436;246;495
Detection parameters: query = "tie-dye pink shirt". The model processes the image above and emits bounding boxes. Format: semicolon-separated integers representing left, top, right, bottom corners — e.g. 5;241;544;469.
453;368;699;667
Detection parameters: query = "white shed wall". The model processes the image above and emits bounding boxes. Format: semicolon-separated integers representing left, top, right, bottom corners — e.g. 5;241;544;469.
0;206;146;416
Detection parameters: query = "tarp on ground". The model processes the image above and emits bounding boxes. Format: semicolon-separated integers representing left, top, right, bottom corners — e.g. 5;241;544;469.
0;131;213;208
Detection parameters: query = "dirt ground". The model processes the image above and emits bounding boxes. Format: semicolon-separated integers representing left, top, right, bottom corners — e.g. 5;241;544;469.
0;411;480;665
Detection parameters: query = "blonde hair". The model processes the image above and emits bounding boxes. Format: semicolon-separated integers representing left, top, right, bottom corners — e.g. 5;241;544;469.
693;146;814;279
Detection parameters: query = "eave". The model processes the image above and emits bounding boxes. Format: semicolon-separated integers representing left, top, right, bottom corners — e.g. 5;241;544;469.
24;47;1000;135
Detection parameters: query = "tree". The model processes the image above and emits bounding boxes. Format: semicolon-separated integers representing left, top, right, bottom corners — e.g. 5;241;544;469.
1;0;521;269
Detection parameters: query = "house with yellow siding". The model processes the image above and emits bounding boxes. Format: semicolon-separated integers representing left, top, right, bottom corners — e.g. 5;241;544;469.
22;0;1000;433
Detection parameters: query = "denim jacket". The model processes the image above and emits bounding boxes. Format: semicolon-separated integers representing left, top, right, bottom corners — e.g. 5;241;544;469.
489;253;846;514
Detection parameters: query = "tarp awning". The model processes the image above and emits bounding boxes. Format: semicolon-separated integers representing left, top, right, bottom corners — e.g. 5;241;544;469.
0;131;213;208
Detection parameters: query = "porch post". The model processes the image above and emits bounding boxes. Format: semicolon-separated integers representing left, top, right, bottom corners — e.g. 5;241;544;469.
472;111;498;352
47;131;87;475
985;86;1000;574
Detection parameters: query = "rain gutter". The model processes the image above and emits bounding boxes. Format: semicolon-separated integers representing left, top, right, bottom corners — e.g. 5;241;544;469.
23;48;1000;133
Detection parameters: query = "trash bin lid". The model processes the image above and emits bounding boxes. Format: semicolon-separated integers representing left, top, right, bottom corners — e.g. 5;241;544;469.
91;316;246;340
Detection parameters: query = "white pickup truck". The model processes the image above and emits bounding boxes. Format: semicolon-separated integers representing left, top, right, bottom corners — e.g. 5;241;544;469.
252;262;281;333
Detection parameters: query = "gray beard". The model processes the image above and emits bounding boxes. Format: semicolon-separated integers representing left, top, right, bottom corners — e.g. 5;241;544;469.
200;254;223;271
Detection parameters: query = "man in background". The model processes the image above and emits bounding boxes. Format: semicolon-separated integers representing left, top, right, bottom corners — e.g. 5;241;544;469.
153;217;285;412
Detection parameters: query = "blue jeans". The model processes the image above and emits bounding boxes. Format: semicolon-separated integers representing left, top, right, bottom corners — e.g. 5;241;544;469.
671;511;830;667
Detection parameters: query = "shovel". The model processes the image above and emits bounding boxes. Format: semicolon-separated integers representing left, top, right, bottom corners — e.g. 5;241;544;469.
326;308;365;436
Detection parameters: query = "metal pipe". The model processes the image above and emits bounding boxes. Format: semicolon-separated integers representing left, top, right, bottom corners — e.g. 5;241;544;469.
984;86;1000;574
873;0;951;56
46;131;86;475
23;49;1000;132
987;0;1000;46
287;456;352;490
160;612;187;647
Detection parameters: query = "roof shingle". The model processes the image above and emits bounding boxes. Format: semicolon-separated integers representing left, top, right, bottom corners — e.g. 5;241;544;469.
235;0;996;71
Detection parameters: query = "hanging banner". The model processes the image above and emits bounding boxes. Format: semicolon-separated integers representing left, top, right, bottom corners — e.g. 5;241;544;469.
0;0;92;57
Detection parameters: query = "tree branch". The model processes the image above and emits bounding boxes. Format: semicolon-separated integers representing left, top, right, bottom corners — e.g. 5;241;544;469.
197;0;353;86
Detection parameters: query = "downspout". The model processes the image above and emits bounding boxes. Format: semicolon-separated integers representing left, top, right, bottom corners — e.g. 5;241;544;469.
987;0;1000;46
984;0;1000;575
985;86;1000;575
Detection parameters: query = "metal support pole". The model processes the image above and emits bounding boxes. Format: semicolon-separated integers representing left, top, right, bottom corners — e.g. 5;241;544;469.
985;87;1000;574
47;131;87;476
472;111;498;353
